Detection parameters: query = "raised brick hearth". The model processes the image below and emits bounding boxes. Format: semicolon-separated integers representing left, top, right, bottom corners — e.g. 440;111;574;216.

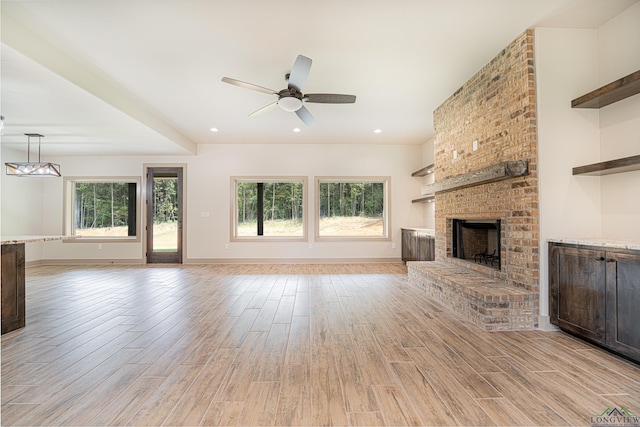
407;261;538;331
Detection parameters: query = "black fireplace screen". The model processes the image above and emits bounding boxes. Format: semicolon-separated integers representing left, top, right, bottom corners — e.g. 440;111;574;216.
452;219;501;269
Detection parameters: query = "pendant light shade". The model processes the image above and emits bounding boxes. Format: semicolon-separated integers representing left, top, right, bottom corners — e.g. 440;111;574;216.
5;133;61;177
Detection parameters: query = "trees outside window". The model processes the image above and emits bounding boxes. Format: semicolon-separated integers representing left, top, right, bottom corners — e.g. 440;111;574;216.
64;177;140;241
316;177;389;239
232;177;307;240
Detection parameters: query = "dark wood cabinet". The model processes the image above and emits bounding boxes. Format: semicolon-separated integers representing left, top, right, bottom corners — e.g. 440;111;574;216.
549;244;606;343
402;228;435;262
605;251;640;361
549;242;640;363
2;243;26;334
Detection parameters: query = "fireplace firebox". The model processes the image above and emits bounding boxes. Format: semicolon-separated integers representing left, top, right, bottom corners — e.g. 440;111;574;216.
452;219;501;270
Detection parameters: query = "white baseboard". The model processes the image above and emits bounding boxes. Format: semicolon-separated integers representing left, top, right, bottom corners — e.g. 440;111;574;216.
537;315;560;332
184;257;403;265
28;257;402;266
37;259;144;266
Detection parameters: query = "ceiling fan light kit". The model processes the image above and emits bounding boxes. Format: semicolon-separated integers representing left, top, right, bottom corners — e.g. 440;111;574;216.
5;133;62;177
278;96;303;112
222;55;356;126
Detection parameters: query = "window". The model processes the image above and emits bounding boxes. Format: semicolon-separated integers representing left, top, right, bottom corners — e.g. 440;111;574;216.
316;177;390;240
232;177;307;240
64;177;140;241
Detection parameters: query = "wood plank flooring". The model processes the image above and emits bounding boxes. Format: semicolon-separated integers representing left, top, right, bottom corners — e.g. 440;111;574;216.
2;263;639;426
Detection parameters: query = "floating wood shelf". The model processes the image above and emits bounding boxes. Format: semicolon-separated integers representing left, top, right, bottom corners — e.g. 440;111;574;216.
422;160;529;194
412;195;435;203
571;70;640;109
573;154;640;176
411;164;435;177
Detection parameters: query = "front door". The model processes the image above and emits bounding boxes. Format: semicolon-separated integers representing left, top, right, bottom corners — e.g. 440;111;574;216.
146;167;183;264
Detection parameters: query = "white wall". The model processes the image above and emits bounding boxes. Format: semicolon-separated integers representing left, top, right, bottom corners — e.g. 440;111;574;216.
2;143;424;263
598;2;640;239
421;138;435;229
536;27;601;321
1;146;46;261
536;3;640;321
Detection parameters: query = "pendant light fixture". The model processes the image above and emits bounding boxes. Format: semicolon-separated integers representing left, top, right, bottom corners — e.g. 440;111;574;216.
5;133;61;177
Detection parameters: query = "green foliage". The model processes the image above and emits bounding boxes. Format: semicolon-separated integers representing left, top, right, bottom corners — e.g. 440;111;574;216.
237;181;303;224
75;182;132;230
318;181;384;218
153;177;178;223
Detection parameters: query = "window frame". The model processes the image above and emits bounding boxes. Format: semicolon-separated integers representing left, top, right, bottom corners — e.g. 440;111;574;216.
315;176;391;242
230;176;308;242
63;176;142;243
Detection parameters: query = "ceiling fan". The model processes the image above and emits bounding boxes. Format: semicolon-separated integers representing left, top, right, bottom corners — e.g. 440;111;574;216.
221;55;356;126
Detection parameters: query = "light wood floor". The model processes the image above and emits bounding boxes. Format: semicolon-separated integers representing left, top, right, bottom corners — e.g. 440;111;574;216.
2;263;639;426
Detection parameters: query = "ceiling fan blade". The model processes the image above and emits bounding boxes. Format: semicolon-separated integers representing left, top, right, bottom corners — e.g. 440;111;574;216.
221;77;277;95
248;101;279;118
295;105;315;126
304;93;356;104
287;55;312;91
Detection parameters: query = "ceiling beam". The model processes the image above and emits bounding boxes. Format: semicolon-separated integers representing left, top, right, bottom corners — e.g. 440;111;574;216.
1;7;198;155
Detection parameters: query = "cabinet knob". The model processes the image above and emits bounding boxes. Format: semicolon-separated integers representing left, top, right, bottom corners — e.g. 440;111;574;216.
606;258;616;263
595;257;605;261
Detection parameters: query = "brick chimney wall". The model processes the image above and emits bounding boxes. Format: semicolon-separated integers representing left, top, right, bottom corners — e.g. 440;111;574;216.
433;29;539;292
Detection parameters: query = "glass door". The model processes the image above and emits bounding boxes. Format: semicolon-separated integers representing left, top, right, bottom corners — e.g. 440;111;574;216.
146;167;183;264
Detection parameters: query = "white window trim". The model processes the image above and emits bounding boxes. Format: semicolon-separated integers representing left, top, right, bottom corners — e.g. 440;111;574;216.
63;176;142;243
315;176;391;242
230;176;308;242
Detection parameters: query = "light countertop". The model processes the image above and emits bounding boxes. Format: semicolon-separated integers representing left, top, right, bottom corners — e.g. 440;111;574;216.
548;237;640;251
402;228;435;235
1;235;77;245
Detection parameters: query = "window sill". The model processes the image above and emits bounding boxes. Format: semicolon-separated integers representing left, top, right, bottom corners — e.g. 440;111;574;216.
63;236;140;243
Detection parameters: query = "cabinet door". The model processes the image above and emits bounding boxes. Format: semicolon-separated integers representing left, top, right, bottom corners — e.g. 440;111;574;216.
416;233;435;261
549;244;606;344
1;243;26;334
401;229;417;261
606;252;640;361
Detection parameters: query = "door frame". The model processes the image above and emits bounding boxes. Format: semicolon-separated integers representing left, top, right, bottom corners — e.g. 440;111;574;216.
144;164;187;264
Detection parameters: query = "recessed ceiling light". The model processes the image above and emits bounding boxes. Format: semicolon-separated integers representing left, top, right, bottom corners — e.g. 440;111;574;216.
374;129;382;134
210;127;219;132
293;128;301;133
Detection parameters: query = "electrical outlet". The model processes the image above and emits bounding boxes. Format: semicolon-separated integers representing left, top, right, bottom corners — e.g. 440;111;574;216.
224;243;229;250
98;243;102;250
391;242;397;249
453;150;458;159
473;140;478;151
308;243;313;249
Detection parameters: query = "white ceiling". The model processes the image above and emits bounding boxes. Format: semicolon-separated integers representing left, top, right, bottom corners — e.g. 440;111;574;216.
1;0;638;156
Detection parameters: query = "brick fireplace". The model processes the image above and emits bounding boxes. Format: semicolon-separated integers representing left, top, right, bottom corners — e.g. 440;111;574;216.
408;30;539;331
433;29;540;294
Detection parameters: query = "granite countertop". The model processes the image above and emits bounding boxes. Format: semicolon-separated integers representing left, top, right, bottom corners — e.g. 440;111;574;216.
402;227;435;234
548;237;640;251
1;235;77;245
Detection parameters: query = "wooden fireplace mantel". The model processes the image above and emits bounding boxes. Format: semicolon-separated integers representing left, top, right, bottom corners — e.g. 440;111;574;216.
421;160;529;194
